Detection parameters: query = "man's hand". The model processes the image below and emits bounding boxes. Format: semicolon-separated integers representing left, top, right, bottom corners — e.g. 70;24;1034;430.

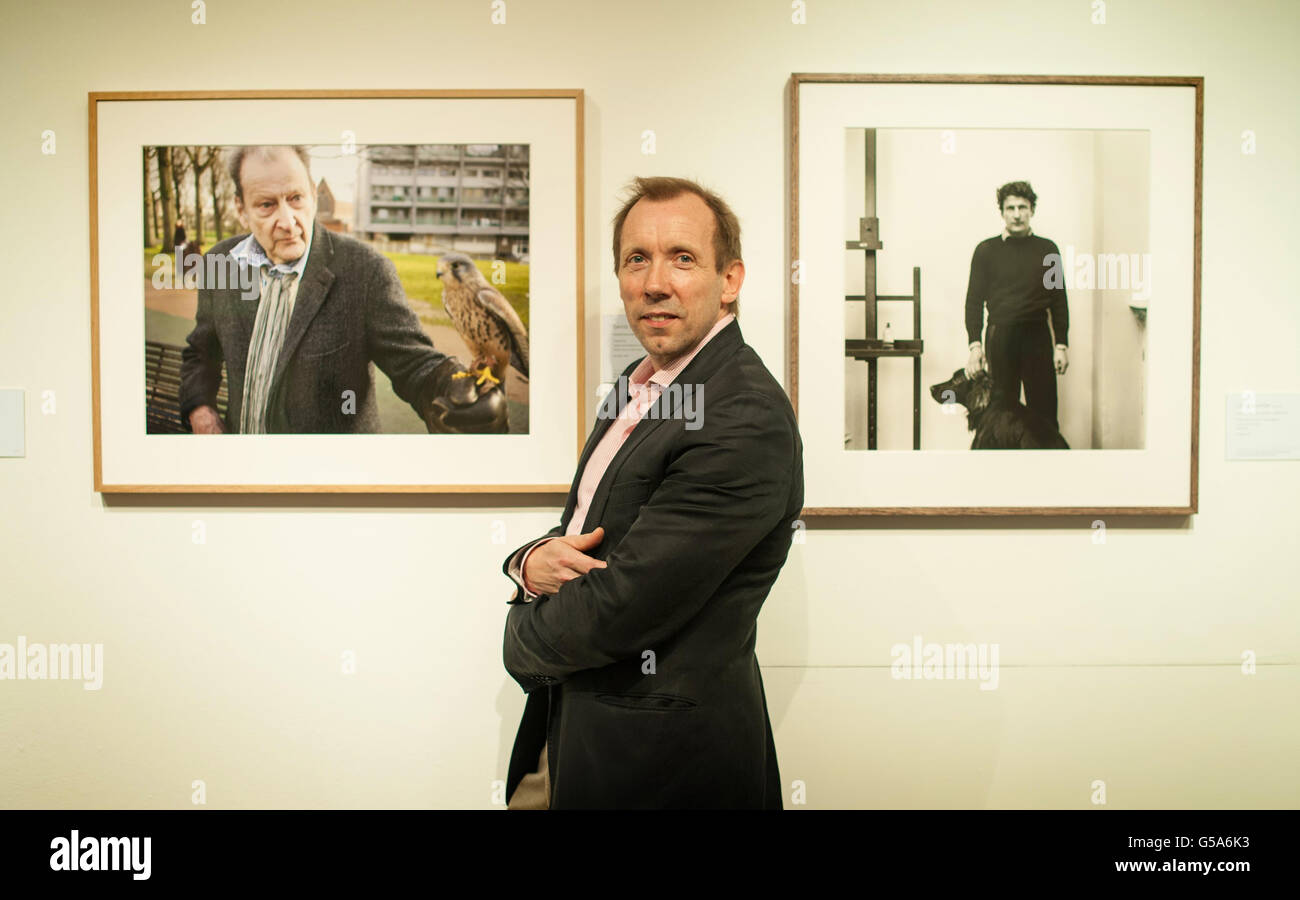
188;405;226;434
965;343;986;378
522;527;608;596
1054;345;1069;375
423;358;509;433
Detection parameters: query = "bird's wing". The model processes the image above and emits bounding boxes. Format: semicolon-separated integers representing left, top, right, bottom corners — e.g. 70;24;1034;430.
477;287;529;377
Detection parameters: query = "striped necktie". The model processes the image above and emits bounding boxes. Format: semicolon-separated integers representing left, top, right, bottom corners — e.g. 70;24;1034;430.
239;269;298;434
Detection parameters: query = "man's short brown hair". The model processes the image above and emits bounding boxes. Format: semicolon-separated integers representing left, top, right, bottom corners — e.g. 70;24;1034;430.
611;176;743;318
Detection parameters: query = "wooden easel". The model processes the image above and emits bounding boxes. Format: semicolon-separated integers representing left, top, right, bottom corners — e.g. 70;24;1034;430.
844;129;924;450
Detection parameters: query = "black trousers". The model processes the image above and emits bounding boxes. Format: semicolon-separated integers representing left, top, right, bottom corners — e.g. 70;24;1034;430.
985;316;1058;430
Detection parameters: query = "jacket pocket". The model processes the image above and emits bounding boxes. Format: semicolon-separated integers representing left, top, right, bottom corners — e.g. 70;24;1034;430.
299;339;350;359
605;478;653;508
595;691;698;711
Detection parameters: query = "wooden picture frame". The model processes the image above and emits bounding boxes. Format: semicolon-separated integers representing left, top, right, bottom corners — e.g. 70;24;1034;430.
91;89;583;493
789;74;1202;515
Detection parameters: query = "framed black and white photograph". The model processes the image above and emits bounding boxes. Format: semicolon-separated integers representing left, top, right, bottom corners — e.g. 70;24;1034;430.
91;90;583;493
789;74;1202;515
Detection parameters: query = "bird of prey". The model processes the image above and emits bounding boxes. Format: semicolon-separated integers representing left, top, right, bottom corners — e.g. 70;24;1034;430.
435;253;530;390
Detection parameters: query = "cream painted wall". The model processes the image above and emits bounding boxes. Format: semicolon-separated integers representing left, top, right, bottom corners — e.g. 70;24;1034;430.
0;0;1296;809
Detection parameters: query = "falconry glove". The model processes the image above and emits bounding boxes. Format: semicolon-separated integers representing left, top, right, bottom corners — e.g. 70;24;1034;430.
423;358;509;434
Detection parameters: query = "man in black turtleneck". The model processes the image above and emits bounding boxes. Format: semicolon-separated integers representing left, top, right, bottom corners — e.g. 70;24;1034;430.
964;181;1069;432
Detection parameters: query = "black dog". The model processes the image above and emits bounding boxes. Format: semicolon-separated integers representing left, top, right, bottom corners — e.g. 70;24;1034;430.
929;368;1069;449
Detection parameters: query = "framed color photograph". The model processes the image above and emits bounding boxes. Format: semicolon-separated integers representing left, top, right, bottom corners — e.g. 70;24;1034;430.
91;90;583;493
789;74;1202;515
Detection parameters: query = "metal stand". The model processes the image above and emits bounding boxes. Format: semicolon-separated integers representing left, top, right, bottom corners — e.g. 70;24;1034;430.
844;129;924;450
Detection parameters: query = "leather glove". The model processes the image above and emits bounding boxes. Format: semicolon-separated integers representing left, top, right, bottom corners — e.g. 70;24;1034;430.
425;385;508;434
422;358;509;434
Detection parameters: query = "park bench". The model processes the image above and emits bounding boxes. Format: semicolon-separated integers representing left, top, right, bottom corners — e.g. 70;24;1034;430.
145;340;228;434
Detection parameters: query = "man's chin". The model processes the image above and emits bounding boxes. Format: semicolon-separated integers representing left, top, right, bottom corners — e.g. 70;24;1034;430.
271;241;305;265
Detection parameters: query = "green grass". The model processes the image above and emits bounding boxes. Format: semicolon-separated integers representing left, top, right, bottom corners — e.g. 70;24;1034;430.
386;253;529;330
143;242;529;334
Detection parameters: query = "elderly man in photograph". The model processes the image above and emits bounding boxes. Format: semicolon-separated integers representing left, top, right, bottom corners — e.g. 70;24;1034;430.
179;144;502;434
500;176;803;809
964;180;1069;430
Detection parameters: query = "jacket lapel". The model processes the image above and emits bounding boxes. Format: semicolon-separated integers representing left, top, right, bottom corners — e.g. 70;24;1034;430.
222;265;259;428
271;226;336;390
579;319;744;530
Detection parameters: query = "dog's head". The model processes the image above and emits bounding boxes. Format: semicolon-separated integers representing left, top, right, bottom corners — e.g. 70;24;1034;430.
930;367;992;424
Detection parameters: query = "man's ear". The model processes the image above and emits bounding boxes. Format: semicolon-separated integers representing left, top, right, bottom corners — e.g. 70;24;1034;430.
233;198;250;232
721;258;745;304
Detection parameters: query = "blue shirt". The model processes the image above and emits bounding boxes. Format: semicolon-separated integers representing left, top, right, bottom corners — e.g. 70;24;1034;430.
228;228;312;280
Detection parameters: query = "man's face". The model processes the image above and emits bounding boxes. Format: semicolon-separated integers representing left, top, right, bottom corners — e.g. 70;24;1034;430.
617;193;743;370
235;148;316;265
1000;195;1034;236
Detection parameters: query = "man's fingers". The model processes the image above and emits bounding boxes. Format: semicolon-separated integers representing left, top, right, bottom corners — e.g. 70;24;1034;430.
557;543;606;573
568;556;607;575
567;526;605;550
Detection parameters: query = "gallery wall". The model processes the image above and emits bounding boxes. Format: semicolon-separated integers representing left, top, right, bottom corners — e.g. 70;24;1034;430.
0;0;1296;809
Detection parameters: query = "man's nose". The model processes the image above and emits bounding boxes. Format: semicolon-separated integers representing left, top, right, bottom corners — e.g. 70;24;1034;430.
643;257;670;297
273;201;296;232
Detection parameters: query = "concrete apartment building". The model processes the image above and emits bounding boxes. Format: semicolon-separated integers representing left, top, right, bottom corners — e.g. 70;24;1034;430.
355;143;530;259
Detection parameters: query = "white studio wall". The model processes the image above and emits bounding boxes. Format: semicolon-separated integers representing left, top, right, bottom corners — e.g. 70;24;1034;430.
0;0;1296;812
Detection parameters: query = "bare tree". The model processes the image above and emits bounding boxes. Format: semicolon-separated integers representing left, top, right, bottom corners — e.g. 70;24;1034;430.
185;146;218;247
152;188;163;243
156;146;176;252
169;147;190;230
142;149;155;246
208;147;234;243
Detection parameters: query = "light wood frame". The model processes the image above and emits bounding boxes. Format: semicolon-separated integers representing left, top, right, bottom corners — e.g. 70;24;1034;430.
90;89;584;494
789;74;1203;516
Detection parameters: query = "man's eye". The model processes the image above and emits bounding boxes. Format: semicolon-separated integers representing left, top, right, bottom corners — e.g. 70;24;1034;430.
677;254;693;264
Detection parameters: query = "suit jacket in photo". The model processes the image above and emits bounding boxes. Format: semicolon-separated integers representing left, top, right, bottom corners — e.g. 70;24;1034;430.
501;319;804;809
179;226;452;433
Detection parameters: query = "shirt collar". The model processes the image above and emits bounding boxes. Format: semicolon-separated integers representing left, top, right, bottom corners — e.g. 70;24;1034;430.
230;224;313;278
1001;227;1034;241
629;312;736;390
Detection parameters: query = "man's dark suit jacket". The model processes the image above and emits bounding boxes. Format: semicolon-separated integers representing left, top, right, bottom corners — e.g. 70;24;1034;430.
501;319;804;809
179;226;452;433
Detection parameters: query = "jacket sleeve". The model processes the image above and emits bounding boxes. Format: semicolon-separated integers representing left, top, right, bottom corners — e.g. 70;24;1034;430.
178;282;225;431
502;390;796;692
501;526;565;605
363;251;452;415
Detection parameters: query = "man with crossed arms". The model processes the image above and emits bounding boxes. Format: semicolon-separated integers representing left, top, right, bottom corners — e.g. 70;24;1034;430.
499;176;804;809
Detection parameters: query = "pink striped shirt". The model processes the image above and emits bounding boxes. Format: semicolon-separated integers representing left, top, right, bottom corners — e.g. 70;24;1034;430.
511;312;736;599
